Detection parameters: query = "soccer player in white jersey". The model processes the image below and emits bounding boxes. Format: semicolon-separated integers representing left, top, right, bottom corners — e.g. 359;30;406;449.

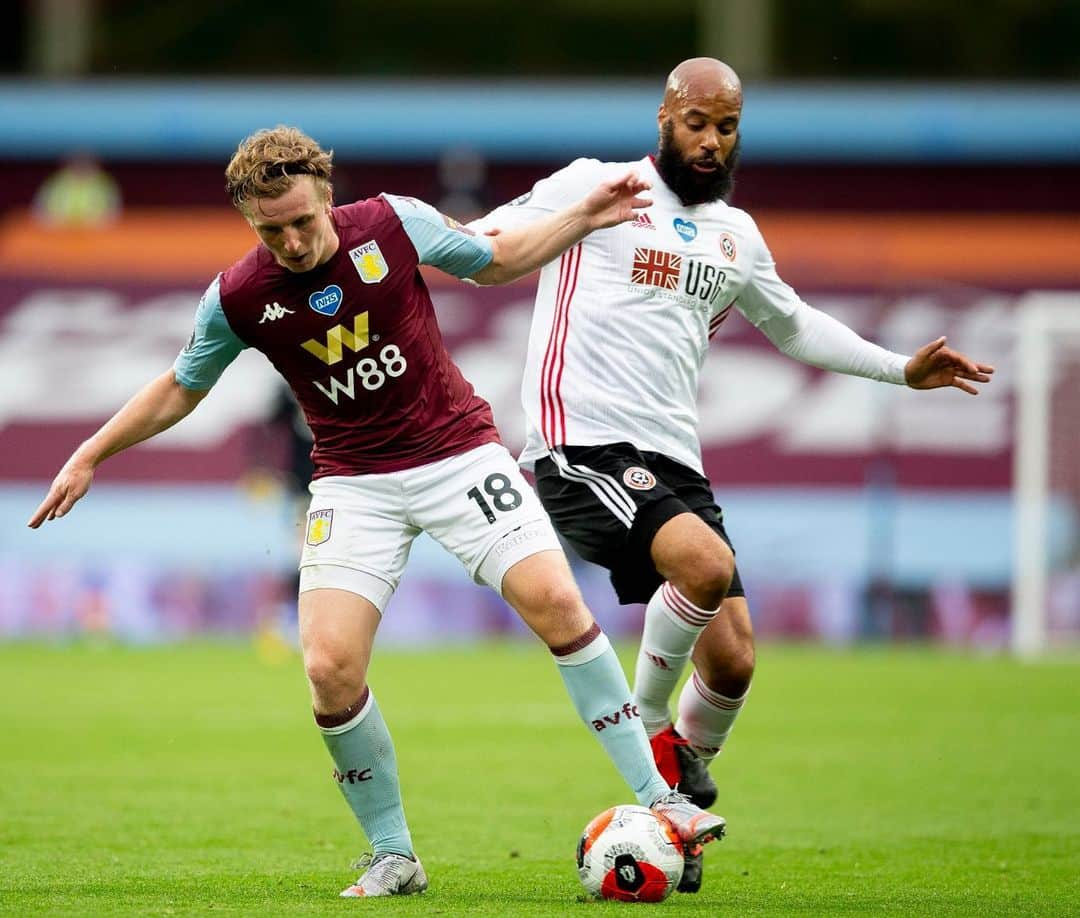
28;126;726;899
472;59;995;893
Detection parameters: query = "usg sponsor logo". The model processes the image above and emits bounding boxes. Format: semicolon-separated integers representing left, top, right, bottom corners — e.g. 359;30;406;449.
683;259;728;307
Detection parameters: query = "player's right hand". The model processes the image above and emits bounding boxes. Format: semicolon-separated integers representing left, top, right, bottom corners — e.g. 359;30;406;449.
582;171;653;230
27;461;95;528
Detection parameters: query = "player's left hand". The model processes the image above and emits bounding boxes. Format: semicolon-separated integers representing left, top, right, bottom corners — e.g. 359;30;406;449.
904;336;995;394
582;172;652;230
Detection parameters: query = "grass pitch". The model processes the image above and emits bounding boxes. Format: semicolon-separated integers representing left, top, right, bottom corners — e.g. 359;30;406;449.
0;641;1076;915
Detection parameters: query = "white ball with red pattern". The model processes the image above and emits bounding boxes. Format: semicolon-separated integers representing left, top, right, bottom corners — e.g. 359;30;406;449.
576;804;685;902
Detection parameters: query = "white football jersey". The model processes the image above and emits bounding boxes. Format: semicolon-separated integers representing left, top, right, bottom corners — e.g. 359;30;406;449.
472;155;906;474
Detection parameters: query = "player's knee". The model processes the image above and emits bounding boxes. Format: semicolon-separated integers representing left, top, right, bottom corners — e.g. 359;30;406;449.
303;644;364;698
521;580;591;645
536;579;587;620
676;548;735;610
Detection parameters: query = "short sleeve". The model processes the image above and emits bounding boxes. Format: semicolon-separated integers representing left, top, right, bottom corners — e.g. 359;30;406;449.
382;193;494;278
173;276;246;390
468;158;605;234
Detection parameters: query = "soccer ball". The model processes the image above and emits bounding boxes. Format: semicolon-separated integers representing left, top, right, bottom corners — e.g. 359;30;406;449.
576;804;684;902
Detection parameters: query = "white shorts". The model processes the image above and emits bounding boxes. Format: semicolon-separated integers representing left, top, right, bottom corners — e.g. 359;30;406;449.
298;442;562;612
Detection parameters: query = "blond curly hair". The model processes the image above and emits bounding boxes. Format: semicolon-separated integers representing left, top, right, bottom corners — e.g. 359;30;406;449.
225;125;333;210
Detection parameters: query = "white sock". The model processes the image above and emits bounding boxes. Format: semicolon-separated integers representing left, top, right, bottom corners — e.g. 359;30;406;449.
675;670;750;763
632;582;718;737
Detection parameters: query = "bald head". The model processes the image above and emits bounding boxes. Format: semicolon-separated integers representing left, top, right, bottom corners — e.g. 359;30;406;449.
655;58;743;205
664;58;742;111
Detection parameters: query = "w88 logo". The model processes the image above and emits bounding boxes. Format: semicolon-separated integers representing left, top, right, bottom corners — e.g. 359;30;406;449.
355;344;407;390
312;344;408;405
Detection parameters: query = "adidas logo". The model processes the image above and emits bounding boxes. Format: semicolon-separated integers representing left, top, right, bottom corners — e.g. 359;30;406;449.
631;212;656;230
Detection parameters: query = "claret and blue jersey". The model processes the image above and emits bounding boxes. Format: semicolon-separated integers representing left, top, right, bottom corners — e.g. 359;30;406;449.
174;194;501;478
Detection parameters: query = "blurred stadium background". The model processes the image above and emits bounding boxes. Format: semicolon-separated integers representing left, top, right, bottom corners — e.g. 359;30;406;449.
1;0;1078;654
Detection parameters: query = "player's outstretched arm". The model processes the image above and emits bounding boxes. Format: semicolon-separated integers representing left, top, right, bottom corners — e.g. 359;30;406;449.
904;337;995;395
28;370;209;528
470;171;651;285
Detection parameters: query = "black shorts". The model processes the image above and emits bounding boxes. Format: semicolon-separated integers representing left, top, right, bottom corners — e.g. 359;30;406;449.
534;443;745;605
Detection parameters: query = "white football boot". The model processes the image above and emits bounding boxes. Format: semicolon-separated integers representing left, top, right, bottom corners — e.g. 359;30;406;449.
650;790;726;846
339;852;428;898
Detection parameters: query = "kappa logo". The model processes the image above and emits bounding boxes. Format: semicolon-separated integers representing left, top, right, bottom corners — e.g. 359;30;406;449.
306;509;334;546
718;232;737;262
623;466;656;491
591;702;641;731
308;285;343;317
349;240;389;284
258;301;295;324
301;312;370;365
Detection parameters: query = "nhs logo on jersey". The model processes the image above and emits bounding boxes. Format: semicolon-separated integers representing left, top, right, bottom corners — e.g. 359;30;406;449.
673;218;698;243
350;240;389;284
308;285;343;317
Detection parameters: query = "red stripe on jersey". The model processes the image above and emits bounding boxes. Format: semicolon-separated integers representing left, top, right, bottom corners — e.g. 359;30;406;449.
541;245;581;446
708;301;735;340
552;245;582;444
541;252;573;445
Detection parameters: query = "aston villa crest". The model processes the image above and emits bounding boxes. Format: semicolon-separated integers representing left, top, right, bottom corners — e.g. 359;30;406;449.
306;509;334;546
349;240;389;284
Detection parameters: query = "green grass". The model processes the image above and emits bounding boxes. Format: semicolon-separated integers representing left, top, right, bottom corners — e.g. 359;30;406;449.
0;641;1076;915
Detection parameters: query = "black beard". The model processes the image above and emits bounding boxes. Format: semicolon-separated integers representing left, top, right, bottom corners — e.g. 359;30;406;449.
655;121;740;206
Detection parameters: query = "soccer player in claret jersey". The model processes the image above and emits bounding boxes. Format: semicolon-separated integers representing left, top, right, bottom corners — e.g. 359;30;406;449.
471;59;995;893
28;126;726;898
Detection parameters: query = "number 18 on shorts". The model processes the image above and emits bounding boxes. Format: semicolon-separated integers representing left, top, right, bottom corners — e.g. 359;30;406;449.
299;443;562;604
